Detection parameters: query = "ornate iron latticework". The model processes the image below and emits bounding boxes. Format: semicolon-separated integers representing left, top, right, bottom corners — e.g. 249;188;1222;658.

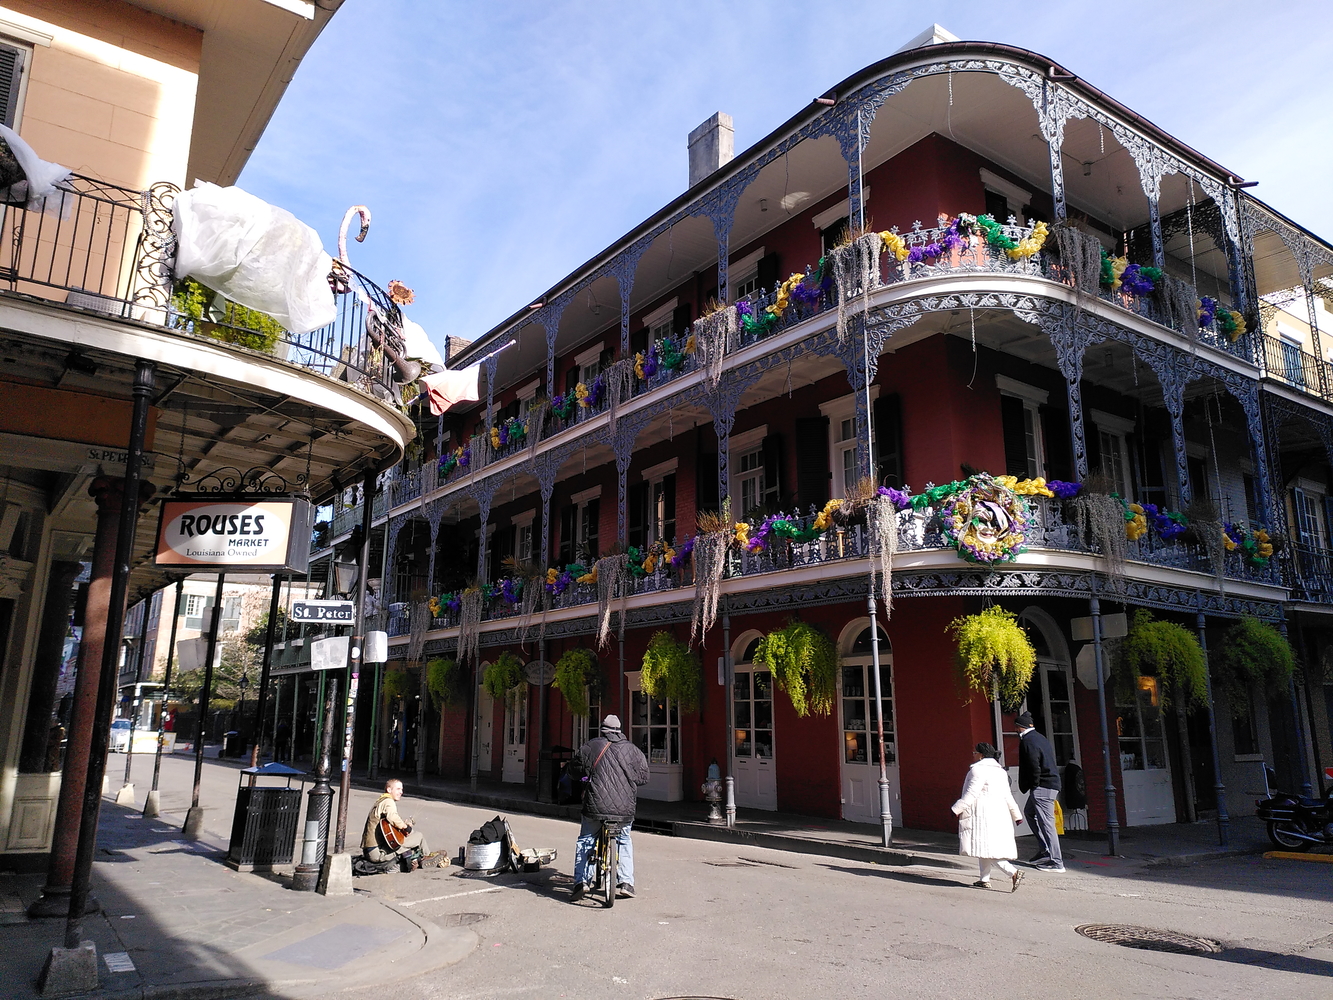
174;466;309;495
133;181;179;313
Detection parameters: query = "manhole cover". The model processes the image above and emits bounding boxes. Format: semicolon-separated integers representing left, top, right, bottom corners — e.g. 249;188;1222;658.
437;912;489;927
1076;924;1223;955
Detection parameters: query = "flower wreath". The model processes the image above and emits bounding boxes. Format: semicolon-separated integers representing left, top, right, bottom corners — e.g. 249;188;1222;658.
937;474;1031;564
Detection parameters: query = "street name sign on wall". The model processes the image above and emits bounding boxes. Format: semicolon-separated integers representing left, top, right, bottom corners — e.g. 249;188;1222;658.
154;497;312;572
290;600;355;623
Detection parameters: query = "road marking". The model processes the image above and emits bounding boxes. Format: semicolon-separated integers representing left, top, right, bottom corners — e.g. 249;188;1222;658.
1264;851;1333;863
401;886;502;906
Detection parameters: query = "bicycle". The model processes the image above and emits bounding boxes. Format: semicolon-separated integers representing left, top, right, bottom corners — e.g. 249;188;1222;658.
591;820;624;908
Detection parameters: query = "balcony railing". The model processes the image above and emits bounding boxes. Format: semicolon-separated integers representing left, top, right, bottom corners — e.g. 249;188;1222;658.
1289;544;1333;602
0;174;410;401
1261;335;1329;399
389;496;1283;636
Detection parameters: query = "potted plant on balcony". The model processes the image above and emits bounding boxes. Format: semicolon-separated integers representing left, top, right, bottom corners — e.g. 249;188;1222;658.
641;631;701;713
1211;617;1294;715
553;648;601;717
948;605;1035;710
751;619;838;717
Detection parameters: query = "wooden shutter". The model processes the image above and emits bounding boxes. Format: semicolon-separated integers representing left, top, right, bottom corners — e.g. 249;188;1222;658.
631;327;648;355
558;504;574;565
1000;395;1029;479
672;304;693;337
757;252;781;293
599;347;615;371
662;473;676;543
1039;405;1072;484
761;433;784;506
1322;496;1333;552
583;498;600;560
1291;488;1311;548
872;394;903;489
695;450;719;514
564;365;579;393
794;416;830;510
628;482;648;550
0;43;22;129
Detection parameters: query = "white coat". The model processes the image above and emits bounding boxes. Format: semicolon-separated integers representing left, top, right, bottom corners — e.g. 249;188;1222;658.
951;756;1022;859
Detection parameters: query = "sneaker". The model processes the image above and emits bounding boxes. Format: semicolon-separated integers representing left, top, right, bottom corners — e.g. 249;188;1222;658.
616;883;635;898
569;882;588;902
1035;861;1066;873
971;880;991;889
1011;870;1025;893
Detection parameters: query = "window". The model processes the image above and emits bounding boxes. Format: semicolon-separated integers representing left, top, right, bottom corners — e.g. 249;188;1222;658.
513;511;535;564
0;37;34;130
812;190;870;256
729;427;780;514
1292;485;1327;551
737;447;764;515
573;688;602;747
630;459;678;549
997;376;1048;480
574;343;608;388
1278;325;1306;387
728;247;765;302
184;595;204;619
979;169;1032;225
1232;685;1260;757
558;487;600;564
1187;453;1213;503
1092;410;1135;498
820;391;878;499
631;690;680;765
1116;676;1167;771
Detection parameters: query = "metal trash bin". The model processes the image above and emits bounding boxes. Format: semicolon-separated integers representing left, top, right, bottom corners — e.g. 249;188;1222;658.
537;745;572;804
220;730;244;758
226;762;308;871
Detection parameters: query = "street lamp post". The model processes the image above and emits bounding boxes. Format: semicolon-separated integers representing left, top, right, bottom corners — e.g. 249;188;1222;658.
145;578;184;818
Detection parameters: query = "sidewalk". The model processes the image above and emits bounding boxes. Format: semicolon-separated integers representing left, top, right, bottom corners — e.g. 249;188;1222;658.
0;792;476;1000
371;767;1271;873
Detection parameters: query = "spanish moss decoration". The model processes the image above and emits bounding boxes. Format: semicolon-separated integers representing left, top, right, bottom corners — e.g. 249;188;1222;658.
752;619;838;717
1212;617;1294;715
482;650;526;700
1051;224;1104;302
459;587;483;669
690;500;731;646
553;647;600;717
693;304;738;390
601;357;637;436
1072;485;1129;587
1117;610;1207;711
1160;274;1200;339
471;428;491;473
641;631;701;713
868;492;899;614
1183;499;1226;589
829;231;883;343
408;598;429;664
948;606;1036;711
594;552;631;650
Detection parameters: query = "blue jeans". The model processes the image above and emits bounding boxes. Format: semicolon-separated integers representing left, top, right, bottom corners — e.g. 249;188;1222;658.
574;817;634;887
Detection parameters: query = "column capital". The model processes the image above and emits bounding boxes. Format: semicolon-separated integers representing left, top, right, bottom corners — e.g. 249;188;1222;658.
88;477;156;513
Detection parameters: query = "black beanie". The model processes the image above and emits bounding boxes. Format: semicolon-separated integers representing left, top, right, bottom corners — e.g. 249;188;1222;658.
1015;711;1034;728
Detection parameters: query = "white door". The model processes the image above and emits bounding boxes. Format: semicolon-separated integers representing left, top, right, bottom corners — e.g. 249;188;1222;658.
1117;675;1175;825
502;687;527;783
840;656;901;825
477;686;495;774
732;666;776;810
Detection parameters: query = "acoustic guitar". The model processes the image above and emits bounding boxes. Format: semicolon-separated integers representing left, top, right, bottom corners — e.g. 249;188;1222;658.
379;815;413;850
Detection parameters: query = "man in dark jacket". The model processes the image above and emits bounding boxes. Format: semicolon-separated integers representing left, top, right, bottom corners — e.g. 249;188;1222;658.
1015;711;1064;872
568;715;648;900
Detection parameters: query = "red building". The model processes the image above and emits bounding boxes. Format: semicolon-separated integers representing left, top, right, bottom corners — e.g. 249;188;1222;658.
346;31;1333;835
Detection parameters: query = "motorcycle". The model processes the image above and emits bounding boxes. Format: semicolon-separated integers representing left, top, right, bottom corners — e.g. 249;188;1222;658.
1256;783;1333;851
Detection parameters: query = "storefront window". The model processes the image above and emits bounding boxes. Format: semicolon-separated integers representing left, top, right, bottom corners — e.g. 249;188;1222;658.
1116;676;1167;771
842;663;894;765
631;690;679;765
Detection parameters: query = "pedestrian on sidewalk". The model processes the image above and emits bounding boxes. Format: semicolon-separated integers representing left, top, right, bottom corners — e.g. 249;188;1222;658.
952;742;1026;891
1015;711;1064;872
568;715;648;901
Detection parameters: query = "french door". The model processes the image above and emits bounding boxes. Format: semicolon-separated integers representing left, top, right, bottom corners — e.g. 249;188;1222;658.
731;666;776;810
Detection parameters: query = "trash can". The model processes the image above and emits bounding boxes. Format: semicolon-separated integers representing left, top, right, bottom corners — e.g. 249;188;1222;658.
226;762;308;872
537;745;572;804
220;730;243;758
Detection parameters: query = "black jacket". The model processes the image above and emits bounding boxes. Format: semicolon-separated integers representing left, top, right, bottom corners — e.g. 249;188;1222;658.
1018;728;1062;793
570;729;649;822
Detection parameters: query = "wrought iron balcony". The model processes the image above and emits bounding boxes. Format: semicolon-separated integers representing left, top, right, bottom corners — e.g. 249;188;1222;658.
0;174;410;402
389;495;1285;637
1288;544;1333;603
1261;334;1329;399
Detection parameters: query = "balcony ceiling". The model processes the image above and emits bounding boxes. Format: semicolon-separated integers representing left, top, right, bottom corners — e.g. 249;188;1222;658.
126;0;341;186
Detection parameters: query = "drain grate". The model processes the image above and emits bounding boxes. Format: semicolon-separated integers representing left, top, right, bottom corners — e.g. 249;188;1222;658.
1076;924;1223;955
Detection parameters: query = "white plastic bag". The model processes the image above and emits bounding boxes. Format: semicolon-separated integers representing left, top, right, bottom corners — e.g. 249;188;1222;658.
400;315;444;367
0;123;72;213
172;181;337;336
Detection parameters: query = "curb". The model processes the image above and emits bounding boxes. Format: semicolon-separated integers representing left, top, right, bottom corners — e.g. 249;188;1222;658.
1140;846;1264;868
669;821;970;869
1263;850;1333;863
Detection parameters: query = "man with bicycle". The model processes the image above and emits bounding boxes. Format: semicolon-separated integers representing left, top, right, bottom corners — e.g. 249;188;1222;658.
568;714;648;901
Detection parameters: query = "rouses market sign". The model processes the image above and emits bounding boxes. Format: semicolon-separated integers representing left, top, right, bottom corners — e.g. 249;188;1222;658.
155;498;312;572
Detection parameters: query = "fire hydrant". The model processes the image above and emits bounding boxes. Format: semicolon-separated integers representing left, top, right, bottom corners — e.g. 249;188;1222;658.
701;759;724;825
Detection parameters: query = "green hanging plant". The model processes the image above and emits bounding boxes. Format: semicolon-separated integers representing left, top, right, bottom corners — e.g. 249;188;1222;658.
382;668;411;699
641;631;701;713
1117;609;1208;711
1212;617;1295;716
948;606;1036;710
553;648;601;717
752;620;838;717
172;276;284;353
482;650;526;699
426;657;466;709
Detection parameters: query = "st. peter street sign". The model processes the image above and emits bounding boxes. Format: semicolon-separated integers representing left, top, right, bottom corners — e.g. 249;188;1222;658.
290;599;356;623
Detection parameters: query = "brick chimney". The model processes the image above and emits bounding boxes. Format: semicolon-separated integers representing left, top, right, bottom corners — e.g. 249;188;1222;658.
688;112;734;188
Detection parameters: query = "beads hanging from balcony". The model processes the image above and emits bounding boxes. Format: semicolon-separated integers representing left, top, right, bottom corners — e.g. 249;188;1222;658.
690;501;732;645
829;231;885;342
1051;224;1104;298
459;588;484;669
593;552;631;649
692;304;738;389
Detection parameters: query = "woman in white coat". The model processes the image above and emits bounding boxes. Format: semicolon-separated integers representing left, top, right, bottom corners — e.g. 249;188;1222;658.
952;742;1025;891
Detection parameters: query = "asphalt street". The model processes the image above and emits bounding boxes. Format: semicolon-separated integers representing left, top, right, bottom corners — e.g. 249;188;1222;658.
142;754;1333;999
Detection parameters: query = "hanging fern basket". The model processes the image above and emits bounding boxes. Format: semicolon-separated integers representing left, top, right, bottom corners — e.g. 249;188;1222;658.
1211;616;1294;716
1117;610;1208;711
426;657;466;709
641;632;702;713
382;668;411;700
948;606;1036;711
553;648;601;717
752;620;838;717
482;650;527;700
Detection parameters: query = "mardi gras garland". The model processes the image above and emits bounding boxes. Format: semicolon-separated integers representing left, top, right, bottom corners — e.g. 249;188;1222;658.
633;333;692;382
1197;296;1247;342
489;415;528;451
437;443;471;476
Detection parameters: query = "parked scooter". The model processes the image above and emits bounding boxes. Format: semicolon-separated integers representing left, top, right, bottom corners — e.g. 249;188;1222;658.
1256;769;1333;851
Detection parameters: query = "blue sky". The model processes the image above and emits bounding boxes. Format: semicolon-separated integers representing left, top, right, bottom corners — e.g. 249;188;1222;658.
240;0;1333;355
